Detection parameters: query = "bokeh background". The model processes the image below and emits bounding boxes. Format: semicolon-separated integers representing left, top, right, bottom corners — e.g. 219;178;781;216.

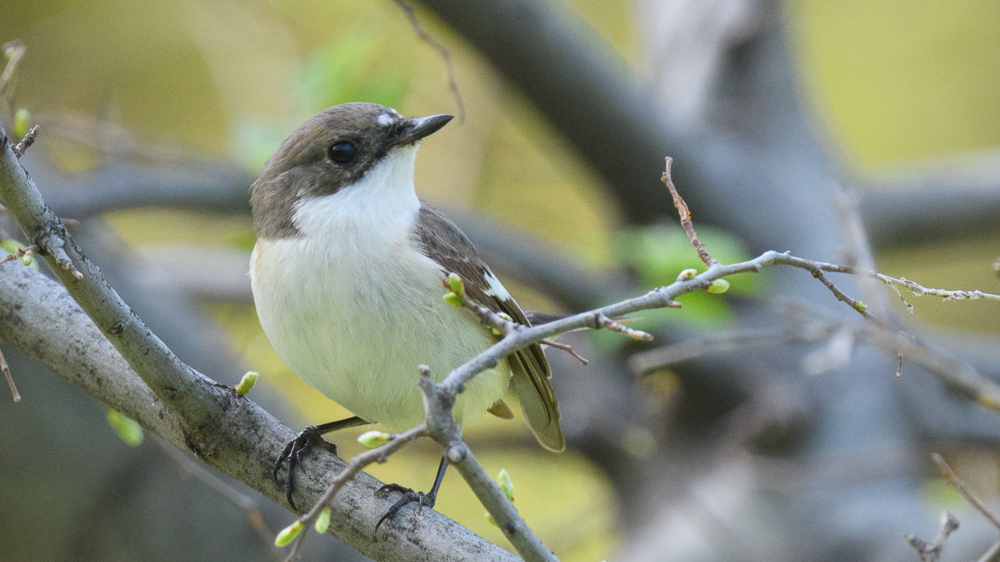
2;0;1000;560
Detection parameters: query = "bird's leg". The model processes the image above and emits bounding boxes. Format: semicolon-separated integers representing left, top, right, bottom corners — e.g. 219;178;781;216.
275;415;368;510
374;455;448;534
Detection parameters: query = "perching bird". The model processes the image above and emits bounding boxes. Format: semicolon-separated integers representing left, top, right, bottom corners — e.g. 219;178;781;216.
249;102;563;523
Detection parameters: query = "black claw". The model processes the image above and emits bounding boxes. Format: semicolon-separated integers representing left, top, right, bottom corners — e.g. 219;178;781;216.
373;485;437;535
274;425;338;511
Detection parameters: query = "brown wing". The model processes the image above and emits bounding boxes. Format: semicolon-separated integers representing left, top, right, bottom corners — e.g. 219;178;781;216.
415;204;565;451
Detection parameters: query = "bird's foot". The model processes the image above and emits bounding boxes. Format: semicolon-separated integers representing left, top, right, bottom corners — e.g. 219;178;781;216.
274;425;338;511
374;484;436;535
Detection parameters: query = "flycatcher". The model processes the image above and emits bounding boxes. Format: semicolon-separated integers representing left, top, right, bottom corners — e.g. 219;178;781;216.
249;102;564;522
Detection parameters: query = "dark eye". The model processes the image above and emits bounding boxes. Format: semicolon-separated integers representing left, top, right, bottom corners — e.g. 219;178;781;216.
328;142;356;164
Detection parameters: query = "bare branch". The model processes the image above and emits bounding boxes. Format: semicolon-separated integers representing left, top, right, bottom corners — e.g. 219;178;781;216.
416;367;558;562
286;424;430;560
932;453;1000;531
0;120;515;561
905;509;960;562
0;344;18;402
391;0;466;122
11;124;38;158
663;156;717;267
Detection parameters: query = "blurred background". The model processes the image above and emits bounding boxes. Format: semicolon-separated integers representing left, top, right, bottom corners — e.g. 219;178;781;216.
1;0;999;560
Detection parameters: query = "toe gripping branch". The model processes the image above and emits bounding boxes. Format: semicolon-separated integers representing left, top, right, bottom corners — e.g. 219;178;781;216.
374;455;448;535
274;416;367;511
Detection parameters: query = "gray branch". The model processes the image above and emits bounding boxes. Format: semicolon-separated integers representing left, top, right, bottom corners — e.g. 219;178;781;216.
0;123;516;561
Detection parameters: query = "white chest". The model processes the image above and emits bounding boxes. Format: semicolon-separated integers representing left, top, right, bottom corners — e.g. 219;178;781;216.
249;149;508;429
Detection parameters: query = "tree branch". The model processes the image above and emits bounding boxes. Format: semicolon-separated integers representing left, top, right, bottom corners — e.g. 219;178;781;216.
0;122;516;561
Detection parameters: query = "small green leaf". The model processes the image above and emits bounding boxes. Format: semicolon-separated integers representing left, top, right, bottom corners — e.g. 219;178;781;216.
443;292;462;307
497;469;514;501
274;521;303;547
448;273;465;296
0;239;20;255
13;108;30;138
485;511;499;527
706;279;730;294
234;371;258;395
357;430;391;448
106;408;144;447
314;508;331;534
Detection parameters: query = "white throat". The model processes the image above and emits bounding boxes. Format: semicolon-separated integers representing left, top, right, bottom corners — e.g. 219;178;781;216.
292;144;421;237
249;142;509;430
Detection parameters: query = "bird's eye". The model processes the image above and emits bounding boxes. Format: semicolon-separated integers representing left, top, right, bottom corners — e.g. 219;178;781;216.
328;142;356;164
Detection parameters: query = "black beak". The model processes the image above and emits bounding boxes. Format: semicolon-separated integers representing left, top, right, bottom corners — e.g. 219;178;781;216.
395;114;454;146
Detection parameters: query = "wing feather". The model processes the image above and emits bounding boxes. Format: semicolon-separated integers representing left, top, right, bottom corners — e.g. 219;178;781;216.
414;204;564;451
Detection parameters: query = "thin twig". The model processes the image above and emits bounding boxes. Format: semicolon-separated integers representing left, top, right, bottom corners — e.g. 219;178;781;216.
416;368;558;562
662;156;717;267
391;0;466;123
285;424;429;561
0;345;19;402
835;187;890;316
541;339;588;365
932;453;1000;531
905;509;960;562
12;125;39;158
593;313;654;341
0;40;26;103
0;243;36;266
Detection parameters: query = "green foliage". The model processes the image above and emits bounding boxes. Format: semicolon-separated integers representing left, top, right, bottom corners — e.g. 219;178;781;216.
13;108;30;138
234;371;258;395
1;239;39;270
232;27;413;173
314;508;331;534
106;409;144;447
356;430;391;448
590;225;761;355
274;521;303;547
485;468;515;527
294;26;411;114
612;224;759;325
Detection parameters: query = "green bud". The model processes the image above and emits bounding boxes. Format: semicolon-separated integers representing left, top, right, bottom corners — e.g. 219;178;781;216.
314;507;331;534
0;239;19;255
274;520;303;547
497;469;514;501
677;268;697;281
443;292;463;307
106;408;144;447
13;108;30;138
706;279;730;294
447;272;465;296
854;301;868;313
497;312;513;323
20;249;33;266
485;512;498;527
234;371;258;395
357;430;391;448
491;327;502;336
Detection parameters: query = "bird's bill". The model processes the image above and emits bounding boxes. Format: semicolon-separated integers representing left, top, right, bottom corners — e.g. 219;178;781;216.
395;113;454;146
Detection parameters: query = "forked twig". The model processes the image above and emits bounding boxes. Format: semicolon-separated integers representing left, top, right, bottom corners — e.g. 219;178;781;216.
662;157;717;268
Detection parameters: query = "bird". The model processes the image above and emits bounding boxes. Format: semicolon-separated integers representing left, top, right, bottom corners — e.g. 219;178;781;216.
248;102;564;525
